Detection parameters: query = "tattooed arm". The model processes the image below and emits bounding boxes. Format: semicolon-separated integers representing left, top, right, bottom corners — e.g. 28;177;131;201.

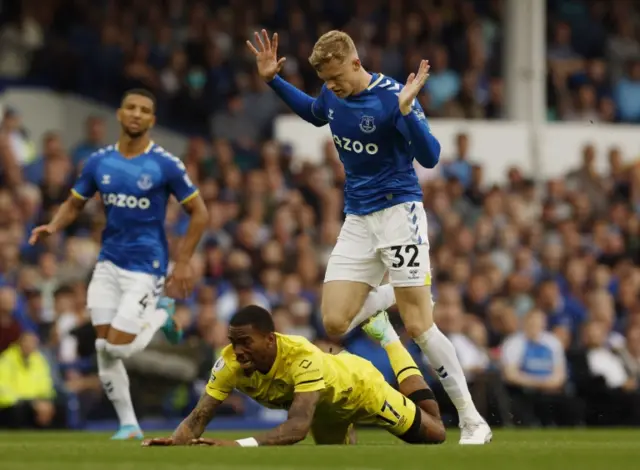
254;392;320;446
171;394;221;444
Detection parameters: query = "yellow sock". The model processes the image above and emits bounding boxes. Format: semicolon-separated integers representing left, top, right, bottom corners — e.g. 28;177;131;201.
384;340;423;383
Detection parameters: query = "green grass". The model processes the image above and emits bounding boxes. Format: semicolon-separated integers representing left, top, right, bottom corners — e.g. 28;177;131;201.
2;429;640;470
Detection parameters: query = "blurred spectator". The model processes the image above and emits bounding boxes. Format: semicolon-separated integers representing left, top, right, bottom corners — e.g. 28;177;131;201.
71;116;106;167
0;13;43;78
500;310;582;427
0;287;22;352
441;133;474;189
572;320;640;426
0;332;59;428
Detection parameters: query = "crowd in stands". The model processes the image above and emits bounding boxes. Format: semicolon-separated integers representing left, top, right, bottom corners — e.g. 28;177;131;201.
1;0;640;430
546;0;640;122
2;113;640;428
0;0;504;135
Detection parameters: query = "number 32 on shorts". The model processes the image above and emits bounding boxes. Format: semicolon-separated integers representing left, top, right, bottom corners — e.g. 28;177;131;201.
389;245;420;268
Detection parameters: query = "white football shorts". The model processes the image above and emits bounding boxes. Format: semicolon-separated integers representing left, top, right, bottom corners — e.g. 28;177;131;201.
87;260;165;334
324;201;431;288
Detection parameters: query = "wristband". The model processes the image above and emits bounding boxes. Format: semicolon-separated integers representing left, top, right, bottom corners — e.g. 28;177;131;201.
236;437;259;447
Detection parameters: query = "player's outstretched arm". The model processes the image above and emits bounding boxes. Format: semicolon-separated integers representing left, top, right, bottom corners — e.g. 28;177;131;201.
255;391;320;446
396;60;441;168
142;393;221;446
29;195;86;245
190;392;320;448
247;29;327;127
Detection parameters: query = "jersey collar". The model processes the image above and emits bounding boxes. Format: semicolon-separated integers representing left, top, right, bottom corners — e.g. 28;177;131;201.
115;140;154;155
367;73;385;90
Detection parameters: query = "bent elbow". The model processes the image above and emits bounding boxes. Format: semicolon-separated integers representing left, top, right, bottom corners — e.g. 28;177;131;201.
427;138;441;168
290;422;311;444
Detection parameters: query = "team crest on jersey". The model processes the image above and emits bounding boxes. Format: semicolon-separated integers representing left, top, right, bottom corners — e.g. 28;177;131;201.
137;174;153;191
359;115;376;134
213;357;225;372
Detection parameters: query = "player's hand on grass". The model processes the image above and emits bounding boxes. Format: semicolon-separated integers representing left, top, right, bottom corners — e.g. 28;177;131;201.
141;437;175;446
28;224;56;245
191;438;240;447
398;60;430;116
246;29;286;82
166;260;194;299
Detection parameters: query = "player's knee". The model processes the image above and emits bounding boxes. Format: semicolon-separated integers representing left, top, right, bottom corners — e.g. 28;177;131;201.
322;315;351;337
95;338;107;353
427;422;446;445
104;341;136;359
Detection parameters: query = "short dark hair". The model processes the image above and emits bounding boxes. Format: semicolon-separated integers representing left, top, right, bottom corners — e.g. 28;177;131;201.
54;285;74;298
122;88;157;110
229;305;275;334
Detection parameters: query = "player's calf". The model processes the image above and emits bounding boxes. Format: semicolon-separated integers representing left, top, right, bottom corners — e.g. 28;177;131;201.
400;381;446;444
394;286;491;444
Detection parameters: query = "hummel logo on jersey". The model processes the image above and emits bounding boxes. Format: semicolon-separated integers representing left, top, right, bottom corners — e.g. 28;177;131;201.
102;193;151;209
102;174;110;185
328;109;334;120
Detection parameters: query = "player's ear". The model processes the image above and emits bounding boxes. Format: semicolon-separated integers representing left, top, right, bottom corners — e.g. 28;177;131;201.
149;114;156;129
116;108;123;124
352;58;361;71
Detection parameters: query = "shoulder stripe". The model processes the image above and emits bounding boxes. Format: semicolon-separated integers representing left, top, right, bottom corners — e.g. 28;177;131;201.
295;377;323;386
71;189;88;200
376;77;401;92
179;189;200;204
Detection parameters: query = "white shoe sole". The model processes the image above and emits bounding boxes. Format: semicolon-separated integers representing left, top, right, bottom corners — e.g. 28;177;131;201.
459;430;493;445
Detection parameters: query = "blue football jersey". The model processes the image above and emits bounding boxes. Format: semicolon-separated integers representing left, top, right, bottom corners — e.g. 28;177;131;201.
311;73;425;215
72;142;199;276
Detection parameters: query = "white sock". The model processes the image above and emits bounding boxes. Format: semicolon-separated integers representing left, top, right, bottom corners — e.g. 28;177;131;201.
346;284;396;333
413;324;482;423
129;308;169;355
95;339;139;428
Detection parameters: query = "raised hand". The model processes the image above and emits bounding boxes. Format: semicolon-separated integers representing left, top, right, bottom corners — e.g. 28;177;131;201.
246;29;286;82
398;60;430;116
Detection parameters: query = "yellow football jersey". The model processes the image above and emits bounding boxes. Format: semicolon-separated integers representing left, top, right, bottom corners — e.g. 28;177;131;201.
205;333;391;421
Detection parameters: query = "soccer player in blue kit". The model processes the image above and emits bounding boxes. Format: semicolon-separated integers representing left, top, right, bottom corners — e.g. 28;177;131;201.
247;30;491;444
29;89;208;439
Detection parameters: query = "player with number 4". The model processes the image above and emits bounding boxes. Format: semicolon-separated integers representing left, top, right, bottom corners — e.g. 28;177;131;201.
246;29;492;444
29;89;208;440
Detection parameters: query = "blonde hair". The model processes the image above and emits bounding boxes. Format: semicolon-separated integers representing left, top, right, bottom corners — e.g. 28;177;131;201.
308;30;356;70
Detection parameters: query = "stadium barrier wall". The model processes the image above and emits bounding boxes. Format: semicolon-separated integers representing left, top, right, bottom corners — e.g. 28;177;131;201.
275;116;640;183
2;88;639;182
0;88;187;158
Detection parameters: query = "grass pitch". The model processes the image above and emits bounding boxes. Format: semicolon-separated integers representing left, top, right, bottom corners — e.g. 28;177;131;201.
1;428;639;470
